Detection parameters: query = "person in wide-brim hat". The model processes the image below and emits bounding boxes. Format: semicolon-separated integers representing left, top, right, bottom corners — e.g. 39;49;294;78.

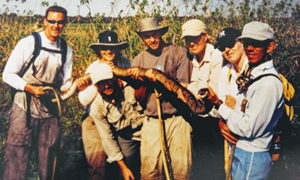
90;30;129;52
136;17;168;35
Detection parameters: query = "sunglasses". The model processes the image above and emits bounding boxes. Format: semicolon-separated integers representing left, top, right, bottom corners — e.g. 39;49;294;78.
47;19;66;25
96;79;115;91
241;39;270;48
219;41;236;52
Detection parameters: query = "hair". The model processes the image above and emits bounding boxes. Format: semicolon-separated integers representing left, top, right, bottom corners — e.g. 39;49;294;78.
45;6;67;19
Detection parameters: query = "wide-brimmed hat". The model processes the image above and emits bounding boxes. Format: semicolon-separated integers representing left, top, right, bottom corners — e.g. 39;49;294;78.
89;62;113;84
136;18;168;35
181;19;206;38
237;21;274;41
90;31;129;52
215;28;241;51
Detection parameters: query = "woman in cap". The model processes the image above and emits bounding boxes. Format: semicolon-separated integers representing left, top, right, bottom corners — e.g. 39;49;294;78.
77;31;140;180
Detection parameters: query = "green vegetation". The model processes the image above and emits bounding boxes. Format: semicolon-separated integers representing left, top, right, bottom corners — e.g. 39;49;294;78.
0;0;299;178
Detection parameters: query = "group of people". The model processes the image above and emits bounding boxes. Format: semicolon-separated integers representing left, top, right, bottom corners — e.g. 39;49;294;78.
2;5;284;180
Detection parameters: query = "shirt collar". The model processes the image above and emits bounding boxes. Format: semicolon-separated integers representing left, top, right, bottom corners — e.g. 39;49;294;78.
251;60;275;77
192;43;215;67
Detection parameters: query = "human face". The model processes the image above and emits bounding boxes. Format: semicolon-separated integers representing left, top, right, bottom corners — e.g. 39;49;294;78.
100;48;117;62
139;31;162;51
222;41;244;65
96;79;115;96
184;33;207;56
44;11;66;42
242;38;268;65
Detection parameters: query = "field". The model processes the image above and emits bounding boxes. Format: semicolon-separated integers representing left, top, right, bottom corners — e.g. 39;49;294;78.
0;0;300;179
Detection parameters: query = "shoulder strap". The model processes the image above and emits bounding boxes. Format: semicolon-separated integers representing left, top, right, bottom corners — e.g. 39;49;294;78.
60;37;67;66
18;32;41;77
56;37;67;76
248;73;281;88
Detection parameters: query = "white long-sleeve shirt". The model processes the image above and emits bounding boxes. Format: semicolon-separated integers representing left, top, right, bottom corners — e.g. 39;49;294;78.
2;31;73;92
218;60;284;152
188;43;223;96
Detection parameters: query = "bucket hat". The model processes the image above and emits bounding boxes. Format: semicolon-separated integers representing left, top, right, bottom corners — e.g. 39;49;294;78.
90;30;128;52
136;17;168;35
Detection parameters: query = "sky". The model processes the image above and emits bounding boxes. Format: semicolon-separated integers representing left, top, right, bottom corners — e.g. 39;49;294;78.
0;0;135;17
1;0;299;17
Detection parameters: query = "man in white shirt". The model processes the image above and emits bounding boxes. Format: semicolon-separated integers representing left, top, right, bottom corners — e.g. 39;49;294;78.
216;21;284;180
181;19;224;179
2;6;73;180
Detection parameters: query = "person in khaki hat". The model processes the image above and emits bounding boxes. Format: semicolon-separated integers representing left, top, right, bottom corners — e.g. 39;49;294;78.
76;30;138;180
130;17;192;179
181;19;225;179
78;62;147;180
210;21;283;180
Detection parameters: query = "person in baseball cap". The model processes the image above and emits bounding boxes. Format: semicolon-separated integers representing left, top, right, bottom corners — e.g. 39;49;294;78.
215;28;241;52
181;19;224;179
215;28;247;73
211;21;282;180
237;21;276;66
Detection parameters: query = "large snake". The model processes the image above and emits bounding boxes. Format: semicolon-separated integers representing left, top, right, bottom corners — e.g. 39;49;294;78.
57;64;219;115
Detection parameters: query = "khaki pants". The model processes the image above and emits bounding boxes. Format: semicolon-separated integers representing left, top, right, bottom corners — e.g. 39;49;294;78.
140;115;192;180
82;116;107;180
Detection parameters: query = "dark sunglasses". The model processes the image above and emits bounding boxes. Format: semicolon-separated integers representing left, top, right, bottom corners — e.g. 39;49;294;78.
47;19;66;25
219;41;236;52
96;79;115;91
241;39;270;48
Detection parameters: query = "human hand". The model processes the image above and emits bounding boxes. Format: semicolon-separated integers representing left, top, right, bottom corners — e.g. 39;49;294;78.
76;76;91;91
24;84;45;98
121;167;135;180
118;160;135;180
225;95;236;110
145;68;156;82
218;119;237;144
128;67;143;81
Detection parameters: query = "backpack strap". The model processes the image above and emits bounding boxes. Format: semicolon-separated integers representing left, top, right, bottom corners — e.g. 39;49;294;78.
18;32;41;77
248;73;281;88
58;37;67;75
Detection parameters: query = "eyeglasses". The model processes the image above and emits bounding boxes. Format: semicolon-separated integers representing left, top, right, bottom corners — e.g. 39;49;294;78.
47;19;66;25
241;39;270;48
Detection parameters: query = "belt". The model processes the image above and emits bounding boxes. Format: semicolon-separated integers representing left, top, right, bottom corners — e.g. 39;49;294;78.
148;113;179;120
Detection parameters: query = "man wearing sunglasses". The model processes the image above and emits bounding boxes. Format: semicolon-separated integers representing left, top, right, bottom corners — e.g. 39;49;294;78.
2;5;73;180
214;21;284;179
79;63;147;180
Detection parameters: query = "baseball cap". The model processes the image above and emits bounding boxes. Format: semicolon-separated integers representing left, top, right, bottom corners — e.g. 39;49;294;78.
89;63;113;85
215;28;241;51
181;19;206;38
238;21;274;41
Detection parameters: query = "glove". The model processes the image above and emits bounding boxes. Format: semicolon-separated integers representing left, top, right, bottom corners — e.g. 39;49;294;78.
218;119;238;144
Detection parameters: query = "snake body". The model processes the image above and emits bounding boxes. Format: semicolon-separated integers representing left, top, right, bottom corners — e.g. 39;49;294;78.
109;65;207;114
58;64;209;114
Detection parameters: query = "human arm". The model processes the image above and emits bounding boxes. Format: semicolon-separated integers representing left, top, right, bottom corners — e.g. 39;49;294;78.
218;81;283;138
60;46;73;92
2;36;35;91
89;96;124;163
117;160;135;180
